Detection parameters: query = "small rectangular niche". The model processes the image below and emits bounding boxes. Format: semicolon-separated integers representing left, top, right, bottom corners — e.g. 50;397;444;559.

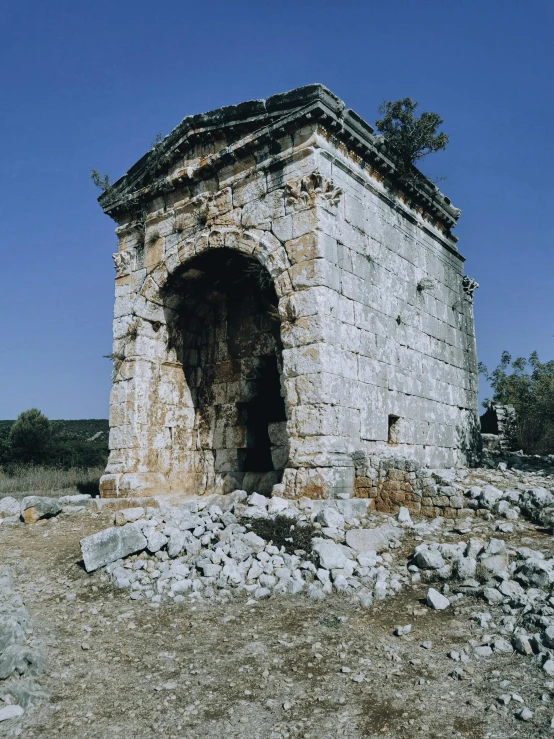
388;415;400;444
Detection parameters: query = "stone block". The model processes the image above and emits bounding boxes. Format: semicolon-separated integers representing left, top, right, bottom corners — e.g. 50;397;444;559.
21;497;62;524
80;522;147;572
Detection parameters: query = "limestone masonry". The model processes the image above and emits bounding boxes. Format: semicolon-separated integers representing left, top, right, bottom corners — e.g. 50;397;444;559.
97;84;480;512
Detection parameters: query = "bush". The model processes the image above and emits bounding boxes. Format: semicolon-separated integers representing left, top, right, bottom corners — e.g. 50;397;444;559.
480;351;554;454
9;409;52;464
242;514;316;555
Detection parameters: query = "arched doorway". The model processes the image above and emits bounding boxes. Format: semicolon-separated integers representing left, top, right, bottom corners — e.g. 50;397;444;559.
164;248;287;495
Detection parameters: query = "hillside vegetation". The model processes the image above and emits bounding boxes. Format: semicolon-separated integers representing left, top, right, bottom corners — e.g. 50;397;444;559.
0;412;108;495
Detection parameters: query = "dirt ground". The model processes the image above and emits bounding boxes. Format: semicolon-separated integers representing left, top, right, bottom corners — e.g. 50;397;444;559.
2;509;553;739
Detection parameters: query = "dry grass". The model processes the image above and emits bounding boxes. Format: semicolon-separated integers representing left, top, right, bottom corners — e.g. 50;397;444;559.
0;465;104;498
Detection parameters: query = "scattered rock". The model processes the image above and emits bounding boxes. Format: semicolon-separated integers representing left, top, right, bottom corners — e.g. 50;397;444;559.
426;588;450;611
413;548;445;570
516;707;533;721
0;704;24;722
394;624;412;636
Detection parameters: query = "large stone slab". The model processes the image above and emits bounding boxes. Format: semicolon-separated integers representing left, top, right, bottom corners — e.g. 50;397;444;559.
80;522;147;572
345;525;400;553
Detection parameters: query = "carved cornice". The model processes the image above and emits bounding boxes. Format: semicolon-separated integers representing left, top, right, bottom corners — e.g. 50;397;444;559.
99;84;461;236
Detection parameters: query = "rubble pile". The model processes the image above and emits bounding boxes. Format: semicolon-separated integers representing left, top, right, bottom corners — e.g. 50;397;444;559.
0;567;47;724
83;491;416;607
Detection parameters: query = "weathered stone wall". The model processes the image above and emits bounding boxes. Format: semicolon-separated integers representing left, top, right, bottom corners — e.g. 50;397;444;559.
98;85;480;501
352;452;474;518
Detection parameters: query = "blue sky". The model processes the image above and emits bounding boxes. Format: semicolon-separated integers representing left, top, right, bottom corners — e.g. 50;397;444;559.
1;0;552;419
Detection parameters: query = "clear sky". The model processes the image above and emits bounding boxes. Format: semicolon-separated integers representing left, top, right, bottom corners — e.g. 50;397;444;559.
1;0;552;420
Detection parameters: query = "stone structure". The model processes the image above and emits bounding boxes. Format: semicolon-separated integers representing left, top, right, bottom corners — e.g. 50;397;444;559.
97;84;480;504
481;403;518;452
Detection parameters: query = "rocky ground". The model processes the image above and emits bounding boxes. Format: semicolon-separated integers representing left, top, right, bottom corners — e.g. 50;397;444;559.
2;454;554;738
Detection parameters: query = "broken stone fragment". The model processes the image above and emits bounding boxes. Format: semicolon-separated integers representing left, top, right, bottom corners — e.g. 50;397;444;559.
267;496;290;515
483;587;504;606
312;541;349;570
20;496;61;524
58;493;92;505
413;548;445;570
426;587;450;610
146;530;168;553
498;579;524;600
114;506;145;526
345;525;399;554
394;624;412;636
0;705;24;722
316;507;345;530
516;558;554;589
0;496;20;518
543;660;554;677
516;707;533;721
80;522;147;572
397;506;412;524
512;634;533;655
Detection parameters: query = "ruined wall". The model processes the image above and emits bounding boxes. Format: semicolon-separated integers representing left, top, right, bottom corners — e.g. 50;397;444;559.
353;452;474;518
278;131;479;499
99;87;479;501
102;132;329;498
481;403;518;452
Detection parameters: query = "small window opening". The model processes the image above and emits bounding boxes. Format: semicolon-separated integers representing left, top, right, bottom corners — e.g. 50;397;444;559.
388;415;400;444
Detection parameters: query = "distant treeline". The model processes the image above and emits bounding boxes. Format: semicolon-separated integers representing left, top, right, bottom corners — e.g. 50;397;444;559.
0;410;109;470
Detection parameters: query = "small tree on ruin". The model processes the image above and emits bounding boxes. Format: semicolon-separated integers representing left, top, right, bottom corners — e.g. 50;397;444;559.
375;98;449;185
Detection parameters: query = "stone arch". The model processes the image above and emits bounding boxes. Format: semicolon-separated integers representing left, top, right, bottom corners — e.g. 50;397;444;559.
157;226;293;296
148;229;293;496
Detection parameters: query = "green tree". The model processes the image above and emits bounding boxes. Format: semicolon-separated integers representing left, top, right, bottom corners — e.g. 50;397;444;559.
9;408;52;463
375;98;448;184
479;351;554;454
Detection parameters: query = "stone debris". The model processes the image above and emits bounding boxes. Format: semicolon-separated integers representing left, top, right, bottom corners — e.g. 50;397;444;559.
2;452;554;734
0;565;46;726
82;493;413;606
345;524;400;554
